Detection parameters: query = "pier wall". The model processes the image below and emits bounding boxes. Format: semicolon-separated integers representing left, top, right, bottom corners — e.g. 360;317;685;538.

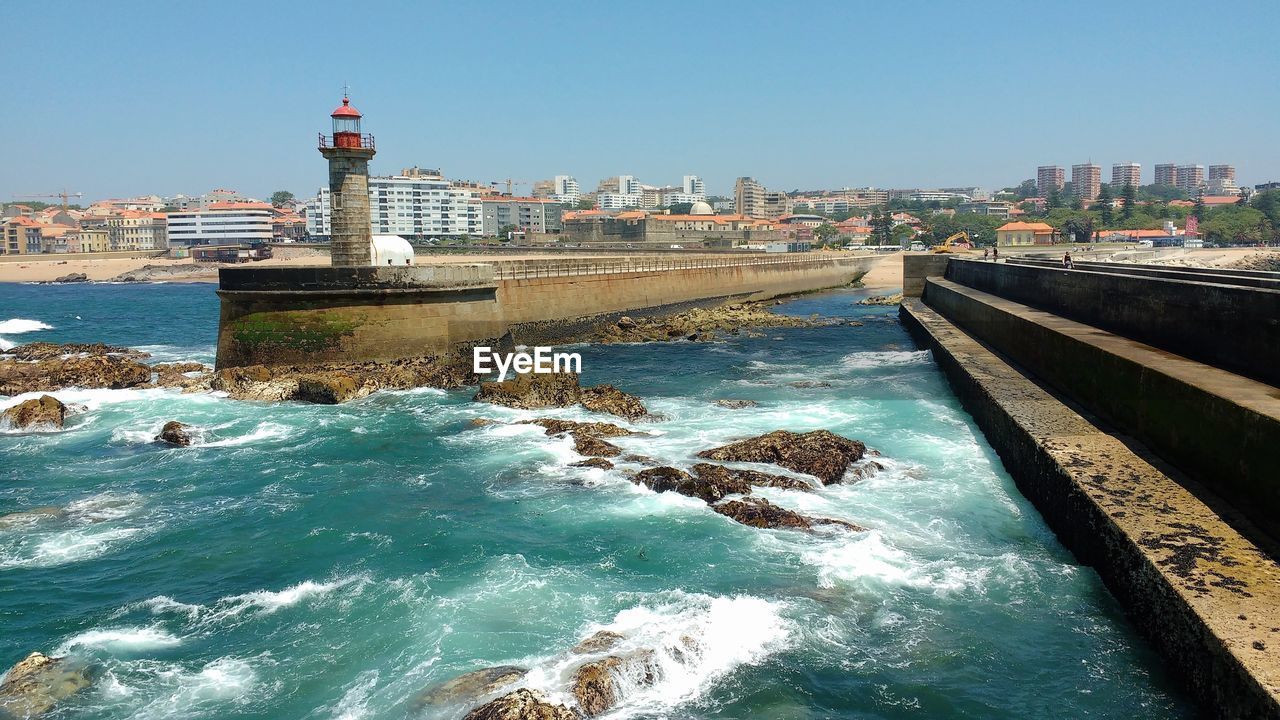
215;255;877;368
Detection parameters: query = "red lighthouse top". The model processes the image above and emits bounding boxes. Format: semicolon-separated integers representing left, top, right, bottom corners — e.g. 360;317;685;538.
331;96;362;119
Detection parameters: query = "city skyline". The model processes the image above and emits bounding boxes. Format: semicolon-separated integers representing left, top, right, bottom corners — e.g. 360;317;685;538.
3;1;1278;202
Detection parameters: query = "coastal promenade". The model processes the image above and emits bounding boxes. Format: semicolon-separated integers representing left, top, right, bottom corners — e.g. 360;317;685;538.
901;255;1280;717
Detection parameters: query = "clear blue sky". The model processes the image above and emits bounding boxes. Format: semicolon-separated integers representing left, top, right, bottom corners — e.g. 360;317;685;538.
4;0;1277;203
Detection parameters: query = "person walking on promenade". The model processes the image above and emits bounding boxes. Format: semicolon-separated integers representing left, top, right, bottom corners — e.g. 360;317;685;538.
983;247;990;261
1063;252;1073;269
992;247;999;262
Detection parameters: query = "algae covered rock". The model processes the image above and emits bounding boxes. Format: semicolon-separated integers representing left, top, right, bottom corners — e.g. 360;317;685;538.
155;420;192;447
690;463;815;492
578;385;648;420
0;395;66;430
696;430;866;485
0;652;95;718
632;466;751;504
474;372;582;410
413;665;528;709
712;497;864;532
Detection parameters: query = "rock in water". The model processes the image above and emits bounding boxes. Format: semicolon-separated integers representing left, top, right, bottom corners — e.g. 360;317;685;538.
0;507;66;529
713;399;758;409
521;419;634;438
474;372;582;410
0;652;94;718
632;466;751;504
578;385;648;420
413;665;528;709
463;688;580;720
572;434;622;458
696;430;866;485
156;421;192;447
0;395;66;430
570;458;615;471
690;463;815;492
570;630;626;655
712;497;864;532
294;373;363;404
857;293;903;306
571;651;659;717
0;349;151;396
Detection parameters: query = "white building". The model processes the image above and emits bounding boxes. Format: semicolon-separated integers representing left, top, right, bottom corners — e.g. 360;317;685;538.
553;175;580;205
597;192;644;210
682;175;706;196
166;202;273;247
306;172;483;239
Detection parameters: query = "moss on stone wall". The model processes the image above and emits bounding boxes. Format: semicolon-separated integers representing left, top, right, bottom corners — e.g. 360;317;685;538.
229;311;361;357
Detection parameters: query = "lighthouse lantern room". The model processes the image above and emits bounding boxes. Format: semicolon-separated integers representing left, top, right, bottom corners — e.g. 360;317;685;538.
329;96;366;149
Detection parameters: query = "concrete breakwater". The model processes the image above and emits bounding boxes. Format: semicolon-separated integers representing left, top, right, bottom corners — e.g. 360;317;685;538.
215;254;879;369
900;255;1280;717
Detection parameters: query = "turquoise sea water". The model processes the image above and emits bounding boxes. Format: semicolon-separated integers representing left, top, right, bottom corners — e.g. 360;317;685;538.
0;282;1194;719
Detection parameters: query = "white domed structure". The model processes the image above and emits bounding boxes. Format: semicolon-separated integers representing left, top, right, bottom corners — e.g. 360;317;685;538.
370;234;415;266
688;200;714;216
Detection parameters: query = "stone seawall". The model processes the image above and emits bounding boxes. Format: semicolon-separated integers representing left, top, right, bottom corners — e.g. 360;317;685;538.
215;256;877;368
900;298;1280;718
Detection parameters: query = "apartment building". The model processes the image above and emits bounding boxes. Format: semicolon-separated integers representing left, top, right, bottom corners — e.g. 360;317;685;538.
167;202;273;247
1071;163;1101;202
1154;164;1179;187
1036;166;1065;197
107;211;168;250
734;177;792;219
306;172;483;239
553;175;580;205
1;216;44;254
480;197;563;236
1177;165;1205;196
1111;163;1141;187
1208;165;1235;182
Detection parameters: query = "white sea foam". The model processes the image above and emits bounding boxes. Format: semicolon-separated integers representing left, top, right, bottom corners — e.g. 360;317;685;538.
140;575;370;629
522;593;791;717
1;387;171;414
328;670;380;720
0;318;53;334
0;526;143;569
840;350;930;370
55;626;182;655
128;657;261;719
199;421;294;447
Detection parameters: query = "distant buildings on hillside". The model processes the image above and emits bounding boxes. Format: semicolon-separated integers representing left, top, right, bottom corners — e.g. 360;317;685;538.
1035;162;1240;200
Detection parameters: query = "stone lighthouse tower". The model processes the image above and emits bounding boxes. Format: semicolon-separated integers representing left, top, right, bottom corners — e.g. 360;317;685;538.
319;95;375;266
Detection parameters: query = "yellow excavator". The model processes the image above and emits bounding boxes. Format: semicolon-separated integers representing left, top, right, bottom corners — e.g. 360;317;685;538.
932;230;973;254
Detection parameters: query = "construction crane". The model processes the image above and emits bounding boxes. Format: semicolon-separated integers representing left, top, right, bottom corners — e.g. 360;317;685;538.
932;230;973;254
15;189;84;210
488;178;531;196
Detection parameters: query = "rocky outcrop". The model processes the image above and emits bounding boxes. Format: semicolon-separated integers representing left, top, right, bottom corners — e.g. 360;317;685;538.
155;421;192;447
212;356;477;404
573;435;622;458
690;463;815;492
0;344;151;395
570;631;625;655
520;419;634;438
696;430;867;485
570;458;615;471
571;651;659;717
149;362;212;392
0;652;94;718
632;466;752;504
0;507;66;529
713;399;758;409
857;293;903;306
463;689;580;720
48;273;88;284
475;374;650;420
0;395;66;430
579;386;648;421
413;665;528;709
589;303;827;344
712;497;864;532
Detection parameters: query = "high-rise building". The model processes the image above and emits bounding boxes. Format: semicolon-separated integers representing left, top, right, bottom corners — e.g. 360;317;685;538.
553;175;580;205
1177;165;1205;196
167;203;272;247
1071;163;1101;203
531;179;555;199
480;197;563;236
1208;165;1235;182
733;177;791;218
683;175;705;196
1154;164;1179;187
1036;166;1064;197
1111;163;1141;188
305;170;483;239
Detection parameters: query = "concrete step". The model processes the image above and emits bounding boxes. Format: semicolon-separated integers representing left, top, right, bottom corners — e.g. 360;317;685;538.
1005;257;1280;290
921;276;1280;544
900;297;1280;717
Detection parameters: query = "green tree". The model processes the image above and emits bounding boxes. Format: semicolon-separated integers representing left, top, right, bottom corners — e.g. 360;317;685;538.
1200;206;1266;245
1120;183;1137;220
814;223;839;246
1014;179;1038;199
1062;214;1095;244
891;223;916;247
496;224;517;241
574;198;595;210
270;190;295;207
1092;184;1114;225
667;202;694;215
1193;195;1206;221
1250;189;1280;228
1046;188;1063;210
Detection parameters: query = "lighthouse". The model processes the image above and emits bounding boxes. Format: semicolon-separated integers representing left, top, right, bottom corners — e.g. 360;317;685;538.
319;95;375;266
